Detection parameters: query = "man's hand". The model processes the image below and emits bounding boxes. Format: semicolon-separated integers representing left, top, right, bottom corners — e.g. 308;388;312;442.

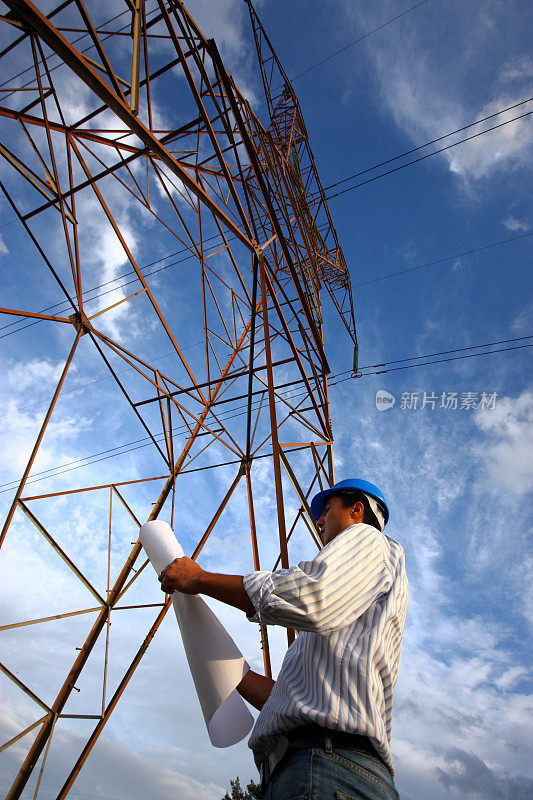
158;557;204;595
158;559;256;615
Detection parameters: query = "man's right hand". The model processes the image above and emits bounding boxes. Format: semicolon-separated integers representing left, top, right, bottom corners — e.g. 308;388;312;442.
159;557;204;594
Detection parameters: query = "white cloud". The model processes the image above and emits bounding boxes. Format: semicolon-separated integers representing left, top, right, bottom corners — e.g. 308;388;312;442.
494;665;529;691
3;358;68;395
0;358;94;485
329;374;533;797
498;55;533;86
437;746;533;800
394;615;533;797
0;232;8;255
0;705;228;800
474;389;533;496
511;301;533;334
446;95;533;181
87;218;139;341
343;2;533;183
152;163;187;205
502;216;530;232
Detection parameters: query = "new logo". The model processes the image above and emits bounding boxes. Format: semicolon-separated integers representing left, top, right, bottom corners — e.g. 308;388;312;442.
375;390;396;411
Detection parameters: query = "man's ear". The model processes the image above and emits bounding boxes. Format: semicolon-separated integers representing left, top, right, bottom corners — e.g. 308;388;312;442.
350;500;365;521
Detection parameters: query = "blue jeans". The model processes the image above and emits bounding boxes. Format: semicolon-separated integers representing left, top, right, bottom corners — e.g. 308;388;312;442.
261;745;399;800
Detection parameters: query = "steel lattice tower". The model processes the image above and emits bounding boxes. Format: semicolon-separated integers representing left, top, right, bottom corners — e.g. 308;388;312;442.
0;2;358;797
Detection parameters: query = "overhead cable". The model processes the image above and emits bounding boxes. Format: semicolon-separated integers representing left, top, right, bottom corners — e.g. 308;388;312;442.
322;97;533;195
1;221;530;340
352;232;532;288
330;343;533;384
0;95;529;282
324;110;533;200
288;0;433;83
3;333;531;418
352;335;533;375
1;336;530;492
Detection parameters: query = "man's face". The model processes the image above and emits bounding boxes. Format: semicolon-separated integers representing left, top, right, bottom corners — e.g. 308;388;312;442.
317;494;360;545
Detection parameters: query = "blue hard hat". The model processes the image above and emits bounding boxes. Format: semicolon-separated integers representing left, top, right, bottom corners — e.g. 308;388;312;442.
310;478;389;525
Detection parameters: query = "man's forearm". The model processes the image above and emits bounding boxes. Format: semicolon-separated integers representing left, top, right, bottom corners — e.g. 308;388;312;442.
237;669;275;710
196;572;256;616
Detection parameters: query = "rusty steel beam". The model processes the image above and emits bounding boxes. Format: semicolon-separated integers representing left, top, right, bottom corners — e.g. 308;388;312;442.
258;252;294;646
0;306;72;323
129;0;142;114
4;533;146;800
54;599;171;800
0;607;101;632
278;448;320;539
209;40;330;374
0;663;52;715
0;716;49;755
4;0;255;252
0;2;356;796
17;501;106;605
245;461;272;678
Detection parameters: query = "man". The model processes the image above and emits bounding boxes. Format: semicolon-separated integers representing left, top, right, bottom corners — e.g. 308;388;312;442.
159;478;408;799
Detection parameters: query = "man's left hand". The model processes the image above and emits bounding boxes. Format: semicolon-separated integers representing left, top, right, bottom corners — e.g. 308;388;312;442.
159;557;204;595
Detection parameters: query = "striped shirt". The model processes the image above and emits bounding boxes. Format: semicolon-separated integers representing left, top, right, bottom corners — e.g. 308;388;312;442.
242;522;408;775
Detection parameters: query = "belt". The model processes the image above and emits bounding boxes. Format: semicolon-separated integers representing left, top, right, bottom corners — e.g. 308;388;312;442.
287;723;388;768
259;724;389;791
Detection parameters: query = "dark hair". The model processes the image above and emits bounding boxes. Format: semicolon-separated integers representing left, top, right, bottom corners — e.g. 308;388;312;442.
332;490;383;530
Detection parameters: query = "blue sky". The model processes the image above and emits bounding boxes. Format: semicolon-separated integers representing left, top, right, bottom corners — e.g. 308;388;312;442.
0;1;532;799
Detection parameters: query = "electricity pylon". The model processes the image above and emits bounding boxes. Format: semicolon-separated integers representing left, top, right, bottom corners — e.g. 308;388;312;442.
0;2;357;797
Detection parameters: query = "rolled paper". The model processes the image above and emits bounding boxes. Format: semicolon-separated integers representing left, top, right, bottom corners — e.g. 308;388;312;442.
139;520;253;747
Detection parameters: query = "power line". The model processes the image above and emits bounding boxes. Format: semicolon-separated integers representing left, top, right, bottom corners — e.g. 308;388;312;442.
288;0;433;82
331;343;533;384
1;88;528;331
1;96;529;309
0;0;430;114
2;335;530;493
0;7;131;90
3;329;531;419
352;231;532;288
0;342;203;418
329;335;533;380
2;218;530;341
4;337;530;489
0;2;525;237
360;336;533;368
324;110;533;200
0;332;229;417
0;394;267;492
321;96;533;194
242;0;433;107
0;236;224;338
